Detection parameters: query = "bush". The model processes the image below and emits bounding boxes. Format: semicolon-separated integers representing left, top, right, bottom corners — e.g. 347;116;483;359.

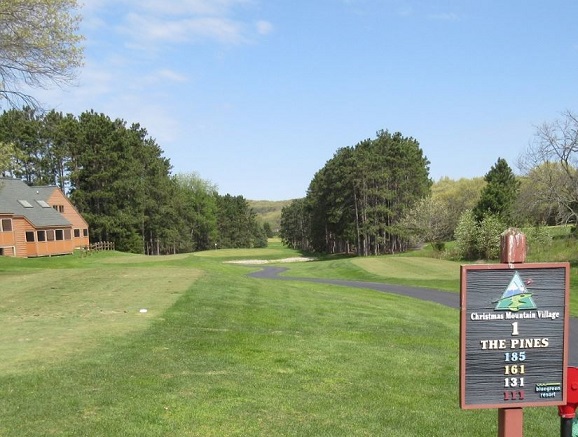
453;210;505;260
432;242;446;252
454;210;478;260
526;224;552;257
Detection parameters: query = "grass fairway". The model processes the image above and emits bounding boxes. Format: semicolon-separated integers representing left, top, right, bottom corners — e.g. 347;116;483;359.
277;255;461;292
0;259;202;374
0;249;561;436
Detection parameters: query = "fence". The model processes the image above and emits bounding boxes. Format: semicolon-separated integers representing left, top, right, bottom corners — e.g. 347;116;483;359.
80;241;115;256
90;241;115;252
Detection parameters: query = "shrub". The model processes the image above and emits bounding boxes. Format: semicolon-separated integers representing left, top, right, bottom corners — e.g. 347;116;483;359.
454;210;505;260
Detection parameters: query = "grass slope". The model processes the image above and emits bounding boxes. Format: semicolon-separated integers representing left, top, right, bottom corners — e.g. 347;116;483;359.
0;247;562;436
248;199;293;231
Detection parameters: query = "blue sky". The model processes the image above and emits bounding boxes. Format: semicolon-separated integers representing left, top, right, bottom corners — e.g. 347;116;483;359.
34;0;578;200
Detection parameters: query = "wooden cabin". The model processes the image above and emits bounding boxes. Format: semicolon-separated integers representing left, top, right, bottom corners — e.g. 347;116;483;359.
0;178;89;258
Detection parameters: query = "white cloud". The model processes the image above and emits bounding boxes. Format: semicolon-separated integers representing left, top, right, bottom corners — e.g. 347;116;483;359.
91;0;272;48
157;69;188;83
255;20;273;35
82;0;252;16
124;101;182;144
25;59;117;113
121;13;247;45
75;67;116;98
80;0;269;47
136;0;253;17
112;68;189;92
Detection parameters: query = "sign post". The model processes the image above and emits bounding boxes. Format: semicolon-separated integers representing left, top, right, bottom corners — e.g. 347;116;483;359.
460;229;569;436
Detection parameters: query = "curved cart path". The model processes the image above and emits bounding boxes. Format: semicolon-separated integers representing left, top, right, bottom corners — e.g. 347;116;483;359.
248;266;578;365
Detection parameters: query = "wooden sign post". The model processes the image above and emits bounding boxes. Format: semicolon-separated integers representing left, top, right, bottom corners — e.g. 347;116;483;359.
460;229;569;436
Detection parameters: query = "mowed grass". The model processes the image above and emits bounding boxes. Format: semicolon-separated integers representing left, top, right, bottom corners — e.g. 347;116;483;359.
276;236;578;314
277;255;461;292
0;256;202;374
0;248;561;436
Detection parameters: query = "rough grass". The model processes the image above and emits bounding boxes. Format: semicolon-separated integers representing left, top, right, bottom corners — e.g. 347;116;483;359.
248;199;292;230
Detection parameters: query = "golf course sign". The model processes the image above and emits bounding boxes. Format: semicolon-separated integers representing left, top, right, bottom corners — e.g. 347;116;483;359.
460;263;569;409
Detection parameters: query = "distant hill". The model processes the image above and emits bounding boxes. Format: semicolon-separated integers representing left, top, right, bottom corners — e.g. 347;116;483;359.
248;199;295;233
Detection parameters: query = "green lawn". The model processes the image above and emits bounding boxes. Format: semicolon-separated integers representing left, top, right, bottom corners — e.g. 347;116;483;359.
276;255;461;292
0;247;563;436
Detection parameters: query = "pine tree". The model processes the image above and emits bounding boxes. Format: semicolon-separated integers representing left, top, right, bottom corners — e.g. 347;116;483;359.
473;158;520;223
301;130;431;255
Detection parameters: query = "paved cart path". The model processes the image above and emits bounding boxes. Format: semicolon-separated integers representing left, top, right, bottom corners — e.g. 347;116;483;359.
248;266;578;366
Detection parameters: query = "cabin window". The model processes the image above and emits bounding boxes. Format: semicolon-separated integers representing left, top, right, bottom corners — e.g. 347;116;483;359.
26;231;35;242
55;230;64;240
47;230;55;241
64;229;72;240
0;218;12;232
83;229;88;237
74;229;80;238
37;231;46;242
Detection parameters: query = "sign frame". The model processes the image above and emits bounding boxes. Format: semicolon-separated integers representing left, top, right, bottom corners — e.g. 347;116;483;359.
460;262;569;410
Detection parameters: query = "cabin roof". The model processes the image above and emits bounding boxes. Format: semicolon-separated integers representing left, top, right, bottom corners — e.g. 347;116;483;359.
0;178;71;227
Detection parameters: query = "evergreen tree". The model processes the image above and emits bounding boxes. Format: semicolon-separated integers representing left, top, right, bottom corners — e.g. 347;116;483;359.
301;130;431;255
263;222;274;238
69;111;174;253
0;106;270;254
0;141;24;177
473;158;520;223
216;194;265;249
307;146;357;253
0;107;43;183
279;198;310;251
41;110;78;191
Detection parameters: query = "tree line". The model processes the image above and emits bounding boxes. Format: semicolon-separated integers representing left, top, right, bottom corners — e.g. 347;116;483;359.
0;107;267;254
281;130;431;256
280;111;578;260
2;1;577;261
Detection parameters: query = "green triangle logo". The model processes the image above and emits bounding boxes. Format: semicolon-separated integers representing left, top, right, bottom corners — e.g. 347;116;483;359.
495;271;537;312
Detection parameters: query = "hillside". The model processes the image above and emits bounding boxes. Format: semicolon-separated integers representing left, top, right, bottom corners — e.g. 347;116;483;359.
248;199;294;232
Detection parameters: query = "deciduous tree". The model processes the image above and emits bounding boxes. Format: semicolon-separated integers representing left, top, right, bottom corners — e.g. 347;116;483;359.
431;176;485;236
400;196;453;251
519;110;578;225
454;210;505;261
0;0;84;108
174;172;218;251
